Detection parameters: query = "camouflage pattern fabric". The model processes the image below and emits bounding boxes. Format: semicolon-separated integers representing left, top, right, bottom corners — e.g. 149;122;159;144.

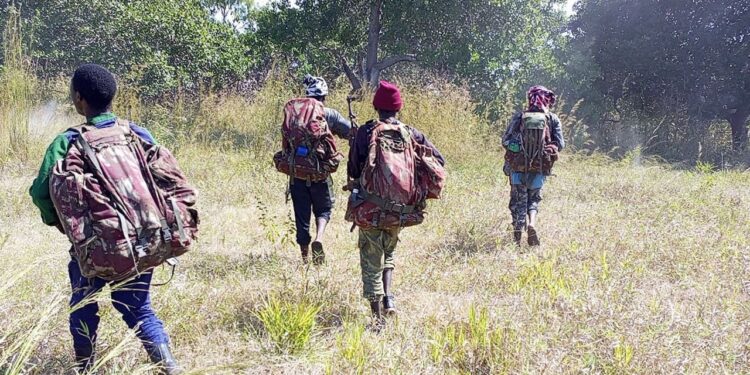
273;98;343;182
50;120;198;281
509;184;542;230
347;120;422;229
504;112;558;175
359;228;400;302
415;142;447;200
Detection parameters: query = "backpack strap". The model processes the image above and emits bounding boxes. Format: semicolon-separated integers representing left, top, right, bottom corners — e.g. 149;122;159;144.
359;189;418;215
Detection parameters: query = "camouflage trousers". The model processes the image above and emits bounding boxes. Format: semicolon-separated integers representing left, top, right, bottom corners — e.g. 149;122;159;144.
359;227;401;302
509;184;542;230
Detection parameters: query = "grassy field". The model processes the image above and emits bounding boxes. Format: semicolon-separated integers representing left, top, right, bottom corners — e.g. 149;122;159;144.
1;77;750;374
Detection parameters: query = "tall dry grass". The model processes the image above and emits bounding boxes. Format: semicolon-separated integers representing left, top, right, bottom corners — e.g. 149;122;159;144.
1;66;749;374
0;7;36;165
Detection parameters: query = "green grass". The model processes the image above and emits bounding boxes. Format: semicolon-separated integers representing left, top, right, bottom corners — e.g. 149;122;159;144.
256;295;320;355
1;74;749;373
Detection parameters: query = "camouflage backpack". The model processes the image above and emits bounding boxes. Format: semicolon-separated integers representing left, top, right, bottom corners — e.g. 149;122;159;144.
346;120;446;230
50;120;199;281
505;112;559;175
273;98;343;183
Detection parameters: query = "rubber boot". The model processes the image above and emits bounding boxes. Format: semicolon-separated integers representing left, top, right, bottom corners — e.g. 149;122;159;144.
147;343;182;375
527;226;540;246
382;269;396;316
73;346;96;374
300;245;310;264
369;299;385;332
311;241;325;266
527;211;540;246
512;229;523;245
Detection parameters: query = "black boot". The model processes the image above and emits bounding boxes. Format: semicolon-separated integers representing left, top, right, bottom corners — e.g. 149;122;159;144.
147;343;182;375
382;269;396;316
513;229;523;245
311;241;325;265
527;226;540;247
73;346;96;374
300;245;310;264
369;299;385;332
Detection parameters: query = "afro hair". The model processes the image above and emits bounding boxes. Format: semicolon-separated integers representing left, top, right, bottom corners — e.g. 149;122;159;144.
71;64;117;111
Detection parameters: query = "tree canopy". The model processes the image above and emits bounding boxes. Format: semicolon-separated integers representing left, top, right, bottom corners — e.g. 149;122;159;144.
1;0;747;160
570;0;750;150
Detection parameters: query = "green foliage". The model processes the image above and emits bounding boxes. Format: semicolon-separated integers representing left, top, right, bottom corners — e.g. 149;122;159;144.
337;323;367;373
255;0;567;104
511;258;571;300
256;295;320;355
15;0;250;98
568;0;750;153
430;306;520;374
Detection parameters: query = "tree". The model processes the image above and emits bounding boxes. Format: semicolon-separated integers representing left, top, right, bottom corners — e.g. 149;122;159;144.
254;0;566;98
571;0;750;151
201;0;255;30
8;0;251;97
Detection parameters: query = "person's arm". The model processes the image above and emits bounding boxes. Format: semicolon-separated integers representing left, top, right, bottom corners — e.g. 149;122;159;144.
549;113;565;151
324;108;352;140
502;113;522;148
129;123;157;145
29;134;71;226
411;128;446;166
347;122;372;180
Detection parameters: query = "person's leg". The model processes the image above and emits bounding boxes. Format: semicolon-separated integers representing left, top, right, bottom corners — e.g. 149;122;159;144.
381;228;400;316
527;187;543;246
359;228;386;327
111;271;180;374
509;183;529;244
68;258;105;371
310;177;335;265
290;179;313;263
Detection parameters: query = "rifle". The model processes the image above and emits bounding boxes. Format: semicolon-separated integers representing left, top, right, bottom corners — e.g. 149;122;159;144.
346;94;359;147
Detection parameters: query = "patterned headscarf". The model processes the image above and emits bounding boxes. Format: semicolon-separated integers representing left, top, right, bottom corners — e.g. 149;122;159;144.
527;85;556;112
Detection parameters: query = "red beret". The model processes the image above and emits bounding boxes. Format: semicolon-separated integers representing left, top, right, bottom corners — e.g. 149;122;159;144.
373;80;403;112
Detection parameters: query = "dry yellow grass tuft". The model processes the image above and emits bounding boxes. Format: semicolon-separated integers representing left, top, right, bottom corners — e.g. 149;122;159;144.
1;77;749;374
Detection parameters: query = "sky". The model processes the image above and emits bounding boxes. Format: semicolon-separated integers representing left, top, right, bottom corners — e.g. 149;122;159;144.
255;0;578;14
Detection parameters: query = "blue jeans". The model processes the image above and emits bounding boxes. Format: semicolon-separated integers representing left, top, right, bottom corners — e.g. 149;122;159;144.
68;259;169;353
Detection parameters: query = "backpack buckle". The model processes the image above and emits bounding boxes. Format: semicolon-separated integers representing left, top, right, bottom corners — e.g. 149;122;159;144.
385;201;405;214
162;227;173;243
134;244;148;258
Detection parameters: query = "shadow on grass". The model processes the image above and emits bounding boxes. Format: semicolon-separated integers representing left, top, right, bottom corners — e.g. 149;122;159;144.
436;224;511;258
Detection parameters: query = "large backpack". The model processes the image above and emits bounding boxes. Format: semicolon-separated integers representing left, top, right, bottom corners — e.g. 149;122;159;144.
505;112;559;175
346;120;446;230
49;120;199;281
273;98;343;183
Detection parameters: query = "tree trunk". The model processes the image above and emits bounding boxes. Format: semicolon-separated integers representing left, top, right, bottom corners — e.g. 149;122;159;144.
364;0;383;87
728;108;749;151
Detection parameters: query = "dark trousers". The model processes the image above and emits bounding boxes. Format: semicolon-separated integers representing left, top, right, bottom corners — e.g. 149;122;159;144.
68;259;169;353
290;177;334;246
